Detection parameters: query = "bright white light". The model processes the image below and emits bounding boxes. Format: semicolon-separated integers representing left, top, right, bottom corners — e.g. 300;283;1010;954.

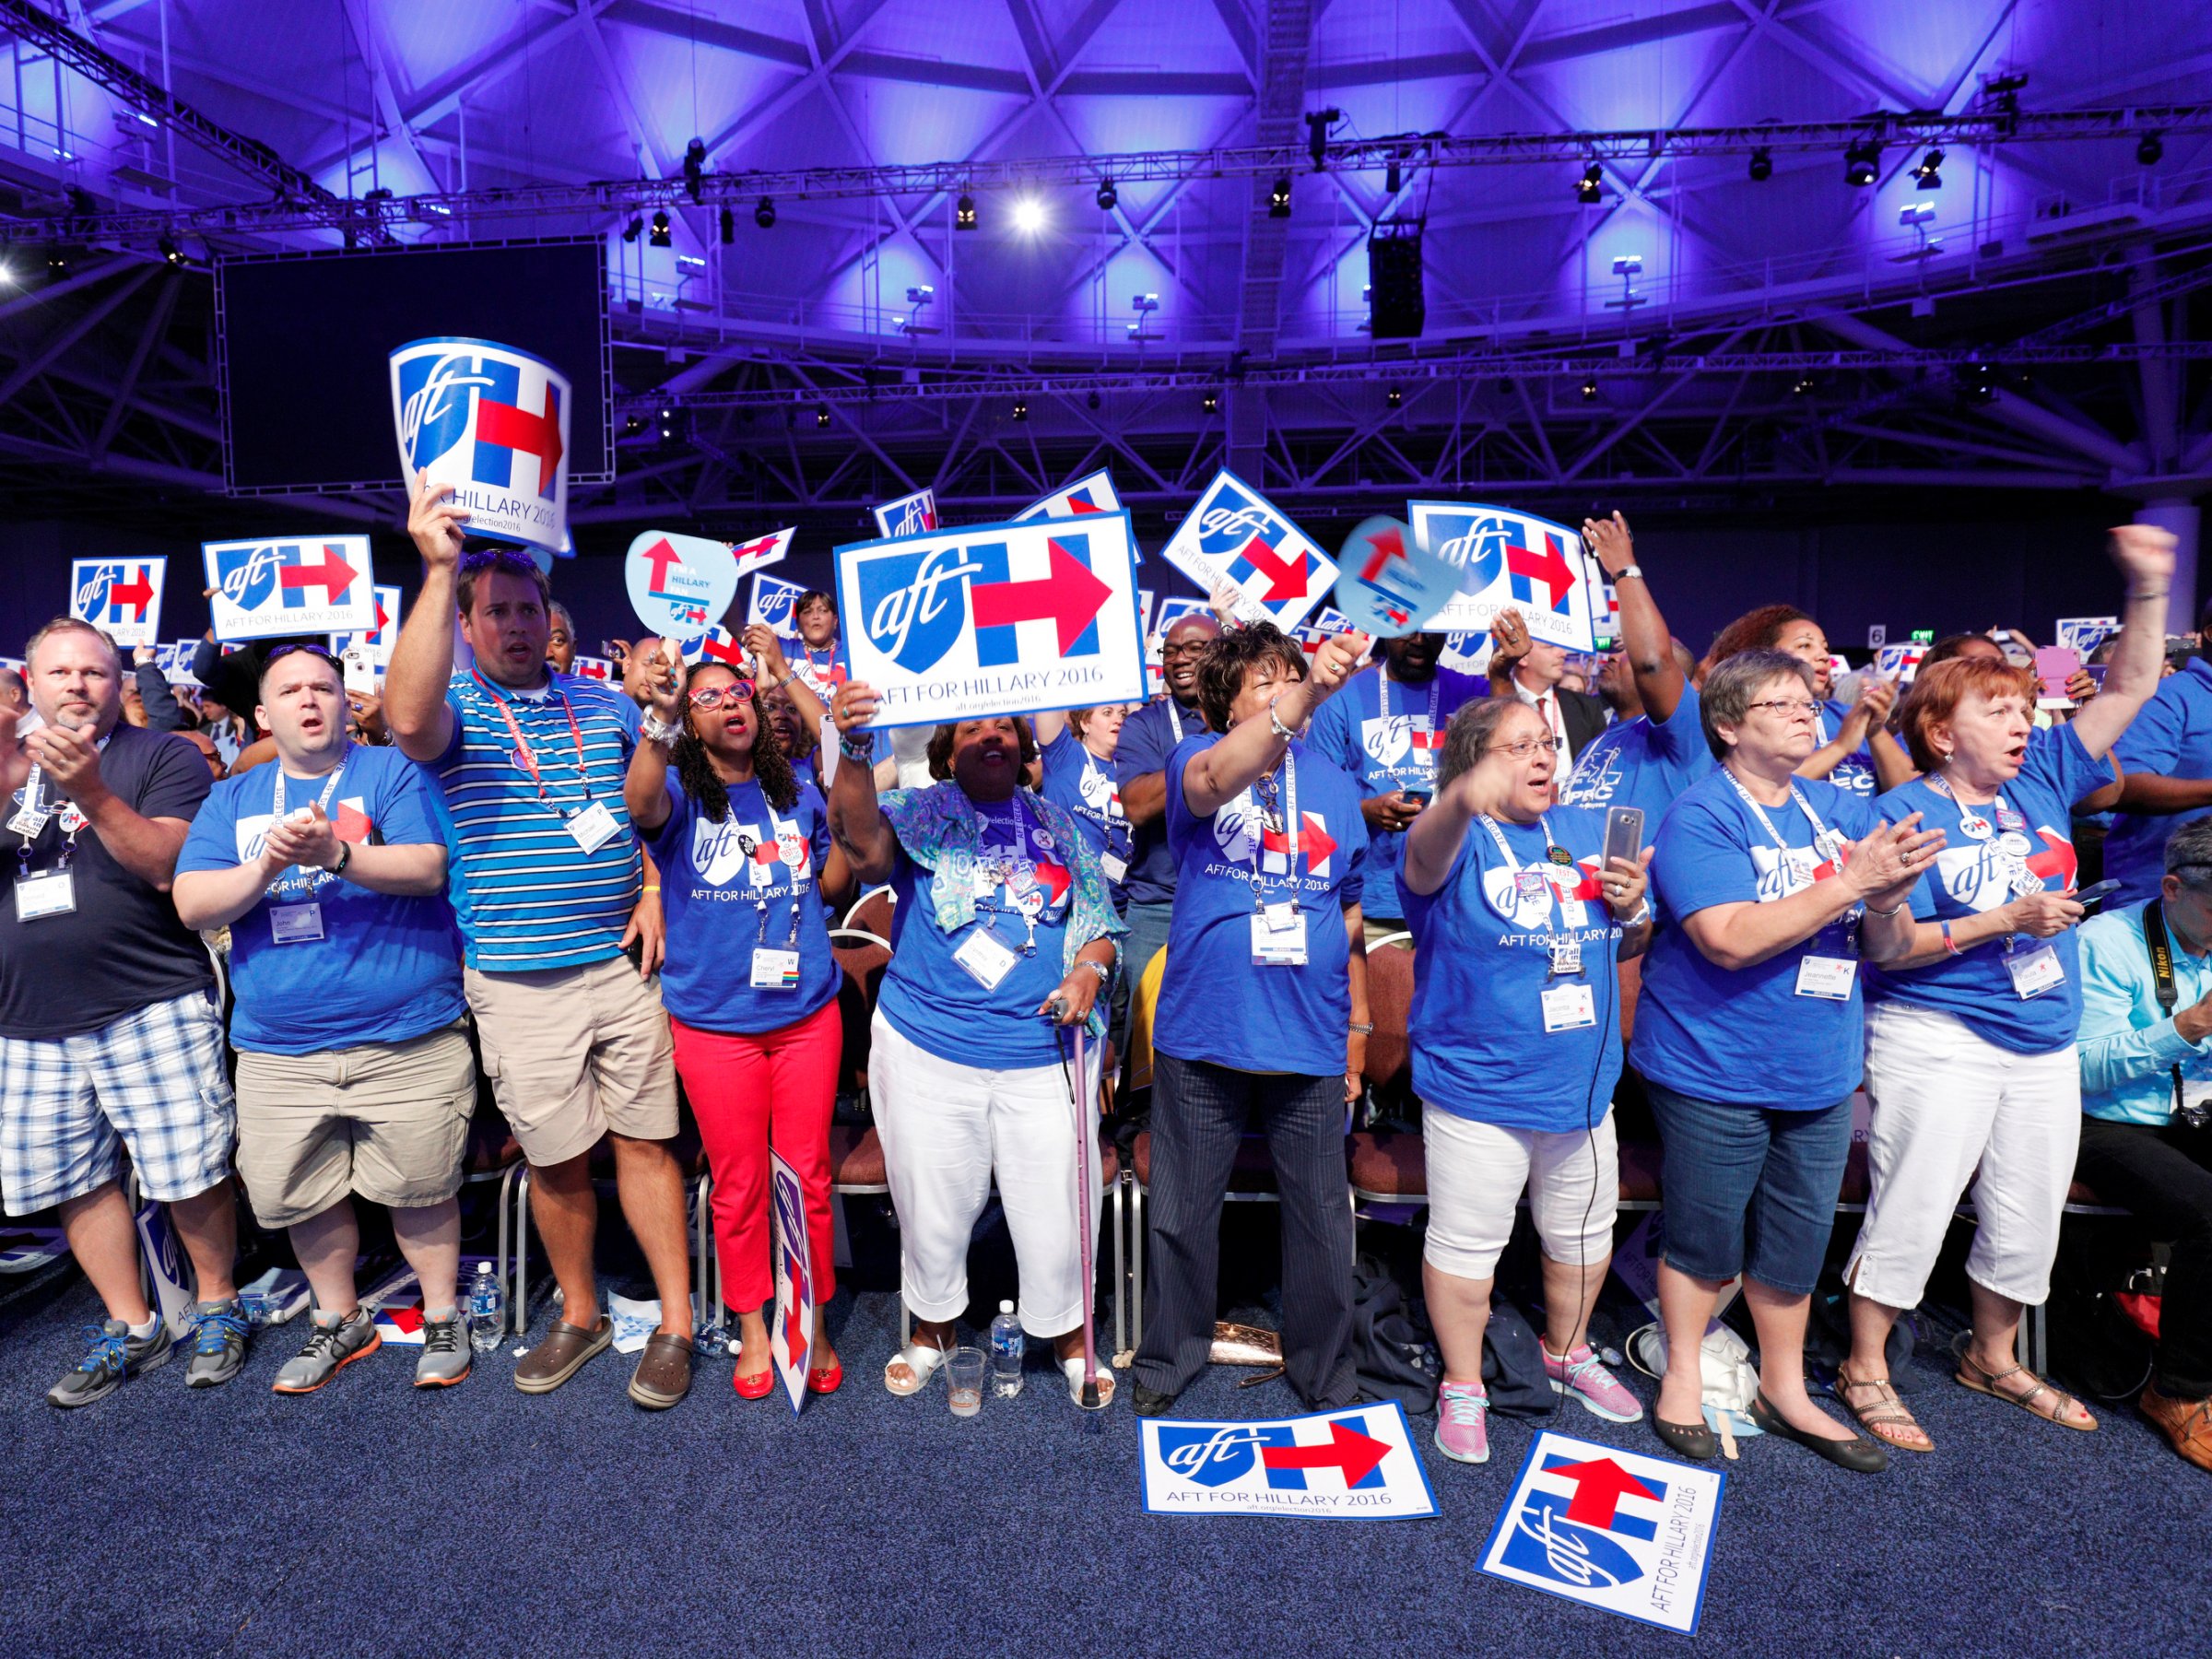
0;262;12;285
1012;196;1047;234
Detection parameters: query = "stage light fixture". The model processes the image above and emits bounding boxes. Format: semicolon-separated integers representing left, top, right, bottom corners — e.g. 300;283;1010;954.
1202;390;1218;414
1013;195;1046;234
956;193;978;230
1269;175;1291;218
159;232;183;267
755;197;776;230
47;244;65;275
1576;162;1603;205
1844;142;1880;186
1096;178;1117;212
1385;386;1402;408
1385;153;1402;196
1304;108;1340;171
2138;132;2164;166
1581;378;1599;402
683;136;706;204
649;210;672;247
1087;391;1101;411
1012;398;1029;421
1748;147;1772;182
0;259;11;285
720;206;735;243
1912;147;1944;190
817;407;832;429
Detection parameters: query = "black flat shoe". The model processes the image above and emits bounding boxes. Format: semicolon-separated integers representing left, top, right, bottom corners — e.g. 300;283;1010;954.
1652;1415;1717;1460
1132;1382;1179;1418
1749;1394;1888;1474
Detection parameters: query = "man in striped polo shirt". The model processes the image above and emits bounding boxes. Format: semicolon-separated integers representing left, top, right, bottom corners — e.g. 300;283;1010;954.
385;474;697;1410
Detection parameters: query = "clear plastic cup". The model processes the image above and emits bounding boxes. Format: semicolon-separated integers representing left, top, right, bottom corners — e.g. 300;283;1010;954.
947;1346;985;1418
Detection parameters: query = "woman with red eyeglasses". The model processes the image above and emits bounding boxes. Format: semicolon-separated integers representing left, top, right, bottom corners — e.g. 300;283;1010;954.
624;641;853;1398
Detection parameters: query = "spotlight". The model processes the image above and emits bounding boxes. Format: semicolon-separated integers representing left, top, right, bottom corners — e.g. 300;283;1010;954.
2138;132;2164;166
683;136;706;204
1963;361;1997;404
1385;152;1402;196
622;414;642;435
1096;177;1117;213
1304;107;1340;171
1012;398;1029;421
0;259;11;285
817;406;831;429
1576;161;1603;205
1086;391;1100;411
47;244;65;275
755;196;776;229
1269;175;1291;218
1202;391;1218;414
1912;147;1944;190
158;232;183;267
1792;376;1816;396
1012;196;1046;234
956;193;977;230
1385;386;1402;408
1581;378;1599;402
1748;147;1772;182
622;216;642;243
1844;141;1880;186
649;210;672;247
720;206;735;243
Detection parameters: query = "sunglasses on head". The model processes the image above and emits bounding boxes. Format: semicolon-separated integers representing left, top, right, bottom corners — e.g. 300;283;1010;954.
688;682;757;711
263;643;341;672
458;547;541;573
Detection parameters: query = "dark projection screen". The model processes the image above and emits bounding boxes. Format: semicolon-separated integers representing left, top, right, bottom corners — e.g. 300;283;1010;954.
218;241;608;491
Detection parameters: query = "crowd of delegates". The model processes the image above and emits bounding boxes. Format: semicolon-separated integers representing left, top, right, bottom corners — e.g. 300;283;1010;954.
7;490;2212;1482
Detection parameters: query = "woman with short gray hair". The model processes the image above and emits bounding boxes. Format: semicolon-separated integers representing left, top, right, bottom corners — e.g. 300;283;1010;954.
1630;649;1939;1473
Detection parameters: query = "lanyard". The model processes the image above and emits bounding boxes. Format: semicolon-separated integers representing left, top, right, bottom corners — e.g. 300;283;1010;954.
1251;750;1300;907
474;671;592;818
12;750;100;875
269;748;350;899
1478;812;1583;945
974;794;1046;953
1725;769;1837;857
1167;699;1186;743
751;797;809;948
1926;770;2045;915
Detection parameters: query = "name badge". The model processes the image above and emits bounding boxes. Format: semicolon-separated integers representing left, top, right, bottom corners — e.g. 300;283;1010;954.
1794;954;1859;1000
2006;942;2065;1000
270;902;324;945
13;870;76;921
1263;899;1300;935
952;927;1020;990
1250;911;1309;966
1100;853;1127;884
6;806;50;841
750;947;801;990
1548;936;1583;978
1541;982;1597;1033
564;800;620;853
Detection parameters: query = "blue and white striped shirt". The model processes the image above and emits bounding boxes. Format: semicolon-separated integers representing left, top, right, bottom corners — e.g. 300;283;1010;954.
423;670;642;973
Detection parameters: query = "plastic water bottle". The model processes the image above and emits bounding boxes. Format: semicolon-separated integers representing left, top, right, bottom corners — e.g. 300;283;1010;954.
989;1300;1025;1398
466;1264;505;1353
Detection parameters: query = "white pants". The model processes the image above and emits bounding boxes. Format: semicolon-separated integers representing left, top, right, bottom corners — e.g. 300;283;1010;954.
1421;1103;1618;1280
869;1013;1103;1336
1849;1000;2082;1310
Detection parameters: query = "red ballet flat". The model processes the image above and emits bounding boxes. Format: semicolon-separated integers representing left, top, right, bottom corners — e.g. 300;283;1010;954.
733;1363;775;1399
806;1359;843;1394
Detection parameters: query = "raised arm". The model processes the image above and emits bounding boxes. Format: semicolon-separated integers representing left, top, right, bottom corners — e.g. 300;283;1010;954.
744;623;827;747
2066;524;2178;761
825;681;900;884
384;471;466;762
1583;512;1685;721
623;640;685;834
1184;634;1363;817
1400;767;1477;897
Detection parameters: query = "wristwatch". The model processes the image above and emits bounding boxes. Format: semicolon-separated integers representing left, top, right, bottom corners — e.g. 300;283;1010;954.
771;667;799;690
1617;563;1642;582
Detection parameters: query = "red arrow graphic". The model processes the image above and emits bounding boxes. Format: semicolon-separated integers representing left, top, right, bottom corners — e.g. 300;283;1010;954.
1359;526;1406;582
701;633;747;666
477;385;564;490
1547;1456;1664;1529
2026;828;2078;888
371;597;390;636
641;537;685;595
1237;534;1310;603
970;539;1112;654
108;570;154;618
1258;1419;1390;1487
732;533;783;567
279;546;358;602
1506;535;1575;613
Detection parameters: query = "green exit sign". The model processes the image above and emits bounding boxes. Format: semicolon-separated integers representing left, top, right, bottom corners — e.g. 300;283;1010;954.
1911;629;1935;644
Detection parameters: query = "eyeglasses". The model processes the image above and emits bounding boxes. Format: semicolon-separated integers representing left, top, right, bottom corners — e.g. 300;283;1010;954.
1487;737;1559;760
688;682;757;711
1747;698;1821;719
1160;641;1208;660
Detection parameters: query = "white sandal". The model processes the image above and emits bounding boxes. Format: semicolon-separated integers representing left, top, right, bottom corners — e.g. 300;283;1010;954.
884;1342;947;1397
1062;1354;1115;1406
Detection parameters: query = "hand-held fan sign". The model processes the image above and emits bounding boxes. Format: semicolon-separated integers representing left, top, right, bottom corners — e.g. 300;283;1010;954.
625;531;741;638
1333;517;1459;638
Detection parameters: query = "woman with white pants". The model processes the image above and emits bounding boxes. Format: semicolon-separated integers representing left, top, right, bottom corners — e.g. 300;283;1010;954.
824;695;1124;1403
1398;696;1654;1465
1841;524;2174;1452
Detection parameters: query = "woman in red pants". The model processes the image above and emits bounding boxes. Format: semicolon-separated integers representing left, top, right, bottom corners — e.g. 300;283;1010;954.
625;641;851;1396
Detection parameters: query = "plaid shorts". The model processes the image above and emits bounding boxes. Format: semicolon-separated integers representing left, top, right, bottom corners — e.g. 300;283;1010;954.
0;991;236;1215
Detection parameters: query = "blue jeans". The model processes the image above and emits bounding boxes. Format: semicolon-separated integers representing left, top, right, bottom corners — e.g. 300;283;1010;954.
1646;1080;1853;1297
1114;900;1174;1058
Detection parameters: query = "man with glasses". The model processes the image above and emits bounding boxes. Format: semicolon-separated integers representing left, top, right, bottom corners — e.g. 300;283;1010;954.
384;478;698;1410
1;618;247;1407
1116;613;1220;999
174;643;475;1394
1488;606;1607;784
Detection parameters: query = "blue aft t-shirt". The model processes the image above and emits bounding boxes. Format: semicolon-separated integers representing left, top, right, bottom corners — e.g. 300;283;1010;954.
177;744;465;1055
424;669;643;973
1152;735;1371;1077
1630;769;1881;1110
1866;724;2103;1055
780;636;849;705
1307;664;1487;920
647;774;838;1035
2107;657;2212;903
1399;806;1625;1132
1819;699;1877;799
877;790;1075;1068
1115;696;1205;907
1039;728;1133;893
1557;684;1715;839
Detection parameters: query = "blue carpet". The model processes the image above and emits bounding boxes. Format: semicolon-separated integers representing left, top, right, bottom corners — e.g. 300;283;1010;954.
0;1206;2207;1659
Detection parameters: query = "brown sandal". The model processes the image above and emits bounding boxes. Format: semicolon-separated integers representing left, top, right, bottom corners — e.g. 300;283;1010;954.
1954;1344;2098;1432
1836;1368;1934;1453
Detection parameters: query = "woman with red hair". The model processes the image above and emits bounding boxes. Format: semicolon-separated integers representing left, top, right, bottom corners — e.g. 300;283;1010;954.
1705;605;1910;797
1835;526;2176;1453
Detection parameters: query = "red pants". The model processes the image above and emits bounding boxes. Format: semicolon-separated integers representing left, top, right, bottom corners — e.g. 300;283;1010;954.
671;999;841;1314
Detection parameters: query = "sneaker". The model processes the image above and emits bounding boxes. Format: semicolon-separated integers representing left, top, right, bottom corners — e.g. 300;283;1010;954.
1435;1380;1490;1464
415;1312;470;1389
184;1300;252;1389
272;1308;381;1394
46;1318;171;1409
1545;1341;1644;1424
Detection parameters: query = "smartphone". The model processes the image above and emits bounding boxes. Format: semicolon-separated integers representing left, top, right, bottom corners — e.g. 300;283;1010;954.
1603;806;1644;871
2074;878;2122;913
601;639;631;660
341;646;375;696
1400;790;1430;810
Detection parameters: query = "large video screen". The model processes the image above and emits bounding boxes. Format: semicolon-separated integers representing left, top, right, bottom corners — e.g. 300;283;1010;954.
218;240;608;491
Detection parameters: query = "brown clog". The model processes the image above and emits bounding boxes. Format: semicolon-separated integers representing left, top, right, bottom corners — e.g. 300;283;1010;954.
628;1330;695;1410
512;1315;613;1394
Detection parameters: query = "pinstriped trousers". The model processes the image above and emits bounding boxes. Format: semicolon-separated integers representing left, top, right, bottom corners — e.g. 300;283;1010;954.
1133;1052;1359;1408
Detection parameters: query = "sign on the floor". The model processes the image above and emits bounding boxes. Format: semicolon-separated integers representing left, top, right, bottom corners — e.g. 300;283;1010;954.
1477;1431;1724;1635
1138;1402;1437;1520
770;1149;816;1415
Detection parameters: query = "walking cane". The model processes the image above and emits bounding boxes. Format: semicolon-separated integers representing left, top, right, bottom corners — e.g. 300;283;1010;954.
1054;1006;1106;1414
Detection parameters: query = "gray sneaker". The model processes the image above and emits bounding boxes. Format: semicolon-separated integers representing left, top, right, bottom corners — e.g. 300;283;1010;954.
415;1312;471;1388
46;1318;171;1408
271;1308;380;1394
183;1300;252;1389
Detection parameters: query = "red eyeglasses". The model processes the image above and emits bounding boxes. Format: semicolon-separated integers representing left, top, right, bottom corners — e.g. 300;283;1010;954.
688;682;757;711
